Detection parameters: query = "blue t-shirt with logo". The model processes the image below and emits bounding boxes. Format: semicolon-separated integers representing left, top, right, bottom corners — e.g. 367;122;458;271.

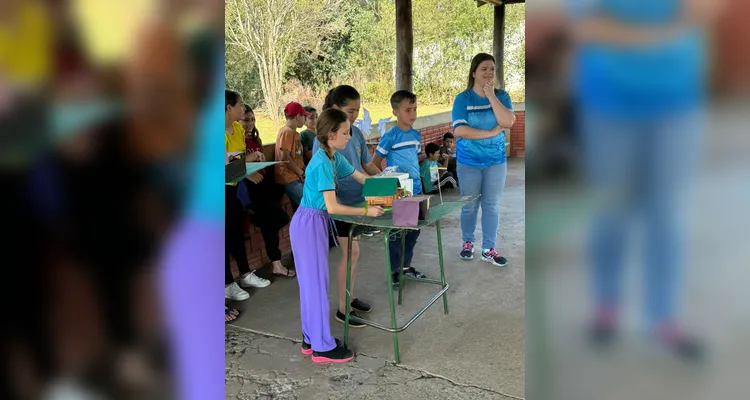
570;0;705;117
375;125;423;195
300;149;355;211
451;88;513;167
311;125;372;206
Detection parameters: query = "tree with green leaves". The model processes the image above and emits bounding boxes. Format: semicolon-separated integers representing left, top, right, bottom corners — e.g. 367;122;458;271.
225;0;344;123
226;0;525;123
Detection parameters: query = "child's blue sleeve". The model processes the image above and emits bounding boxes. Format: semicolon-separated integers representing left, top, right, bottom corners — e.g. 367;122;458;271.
495;89;514;112
311;138;320;155
315;164;336;192
452;93;469;130
414;130;423;155
375;132;393;159
334;152;355;179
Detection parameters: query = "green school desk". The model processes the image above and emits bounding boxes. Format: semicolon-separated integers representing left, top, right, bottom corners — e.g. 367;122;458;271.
331;194;480;363
225;162;281;185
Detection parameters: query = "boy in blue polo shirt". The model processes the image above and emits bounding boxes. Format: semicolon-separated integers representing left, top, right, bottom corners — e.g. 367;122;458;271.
372;90;427;286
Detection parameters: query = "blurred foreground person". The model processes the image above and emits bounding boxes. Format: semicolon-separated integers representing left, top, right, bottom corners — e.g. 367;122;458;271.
571;0;722;361
25;20;194;399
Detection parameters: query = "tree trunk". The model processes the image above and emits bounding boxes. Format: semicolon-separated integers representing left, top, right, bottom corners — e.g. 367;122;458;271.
493;4;506;89
395;0;413;92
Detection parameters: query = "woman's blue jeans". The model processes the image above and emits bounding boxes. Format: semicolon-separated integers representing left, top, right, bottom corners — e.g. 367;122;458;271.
581;110;701;327
457;162;507;250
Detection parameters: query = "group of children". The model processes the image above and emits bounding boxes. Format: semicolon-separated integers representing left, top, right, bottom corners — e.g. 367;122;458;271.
420;133;459;195
226;84;461;363
224;92;300;323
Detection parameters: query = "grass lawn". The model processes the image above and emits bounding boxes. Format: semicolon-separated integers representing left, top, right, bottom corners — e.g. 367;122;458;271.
254;103;451;144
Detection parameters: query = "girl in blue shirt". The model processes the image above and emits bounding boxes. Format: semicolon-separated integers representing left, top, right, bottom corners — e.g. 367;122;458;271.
451;53;516;267
312;85;382;328
290;109;383;363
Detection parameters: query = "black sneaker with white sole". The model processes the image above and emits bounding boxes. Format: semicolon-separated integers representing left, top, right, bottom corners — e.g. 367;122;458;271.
335;310;366;328
391;273;401;288
460;241;474;260
481;248;508;267
403;267;426;279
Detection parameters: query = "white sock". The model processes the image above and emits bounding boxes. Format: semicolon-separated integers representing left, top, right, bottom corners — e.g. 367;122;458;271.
483;248;492;254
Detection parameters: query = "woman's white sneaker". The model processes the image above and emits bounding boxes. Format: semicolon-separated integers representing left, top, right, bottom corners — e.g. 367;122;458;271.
240;271;271;288
225;282;250;301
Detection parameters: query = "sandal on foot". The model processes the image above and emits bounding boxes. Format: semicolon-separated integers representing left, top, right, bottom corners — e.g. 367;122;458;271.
226;307;241;324
273;266;297;278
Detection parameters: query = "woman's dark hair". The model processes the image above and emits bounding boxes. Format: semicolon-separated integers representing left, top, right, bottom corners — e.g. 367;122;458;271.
323;85;360;110
467;53;496;90
225;89;242;111
316;108;349;155
243;104;261;142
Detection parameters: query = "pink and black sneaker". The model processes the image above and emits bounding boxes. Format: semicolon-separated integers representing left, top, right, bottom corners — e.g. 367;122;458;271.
656;323;704;362
301;338;343;356
460;241;474;260
312;342;354;363
588;307;618;347
481;248;508;267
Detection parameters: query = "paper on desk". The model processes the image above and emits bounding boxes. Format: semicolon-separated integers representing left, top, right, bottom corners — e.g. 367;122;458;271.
376;166;400;176
245;161;280;174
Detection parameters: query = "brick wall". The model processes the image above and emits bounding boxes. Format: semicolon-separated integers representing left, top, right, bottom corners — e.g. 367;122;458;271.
238;111;525;270
713;1;750;94
419;122;454;145
510;111;526;158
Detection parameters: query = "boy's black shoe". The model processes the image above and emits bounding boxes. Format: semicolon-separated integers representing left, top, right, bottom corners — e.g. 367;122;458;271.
403;267;426;279
335;310;367;328
391;272;401;288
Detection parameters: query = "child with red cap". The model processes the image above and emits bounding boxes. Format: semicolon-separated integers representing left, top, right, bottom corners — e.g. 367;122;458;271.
275;102;310;207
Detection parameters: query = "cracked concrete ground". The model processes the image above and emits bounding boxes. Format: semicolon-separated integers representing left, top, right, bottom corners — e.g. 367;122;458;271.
225;329;519;400
226;159;525;399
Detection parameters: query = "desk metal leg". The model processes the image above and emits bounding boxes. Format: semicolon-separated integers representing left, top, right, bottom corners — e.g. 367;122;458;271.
343;225;355;349
436;220;449;314
383;229;400;363
398;231;405;305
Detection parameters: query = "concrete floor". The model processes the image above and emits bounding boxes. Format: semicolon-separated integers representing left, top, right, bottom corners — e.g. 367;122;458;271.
226;158;526;399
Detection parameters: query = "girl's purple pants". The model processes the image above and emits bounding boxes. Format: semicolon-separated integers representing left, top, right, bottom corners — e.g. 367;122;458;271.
289;206;337;352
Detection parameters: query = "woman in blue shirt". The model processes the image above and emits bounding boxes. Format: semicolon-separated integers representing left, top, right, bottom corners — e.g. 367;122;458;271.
572;0;718;360
290;108;383;363
451;53;516;267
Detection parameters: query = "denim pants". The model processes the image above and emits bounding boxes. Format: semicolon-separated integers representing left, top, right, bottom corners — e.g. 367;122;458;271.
457;162;507;250
284;179;304;206
581;111;701;327
388;230;421;274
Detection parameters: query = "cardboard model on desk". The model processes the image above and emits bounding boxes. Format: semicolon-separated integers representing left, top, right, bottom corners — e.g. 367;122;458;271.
392;195;431;227
362;177;405;207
